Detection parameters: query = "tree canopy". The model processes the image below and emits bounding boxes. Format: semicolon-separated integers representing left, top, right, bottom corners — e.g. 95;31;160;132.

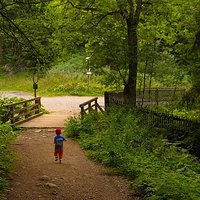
0;0;200;104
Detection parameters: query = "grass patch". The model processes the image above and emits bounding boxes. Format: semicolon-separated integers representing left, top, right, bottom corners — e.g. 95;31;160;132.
65;107;200;199
0;71;111;97
0;72;33;93
0;54;113;96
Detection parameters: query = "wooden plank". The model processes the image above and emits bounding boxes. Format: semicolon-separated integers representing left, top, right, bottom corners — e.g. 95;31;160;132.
15;113;43;125
96;104;104;112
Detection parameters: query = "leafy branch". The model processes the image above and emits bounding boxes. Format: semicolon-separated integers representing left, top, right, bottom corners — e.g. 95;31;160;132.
0;0;51;67
0;0;51;10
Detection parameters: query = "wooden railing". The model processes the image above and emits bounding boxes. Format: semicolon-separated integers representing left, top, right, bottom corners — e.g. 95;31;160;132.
79;97;104;117
137;88;185;103
4;97;42;125
105;88;185;107
104;90;200;133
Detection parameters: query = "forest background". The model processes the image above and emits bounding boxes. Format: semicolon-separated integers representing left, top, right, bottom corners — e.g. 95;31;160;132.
0;0;199;103
1;1;200;199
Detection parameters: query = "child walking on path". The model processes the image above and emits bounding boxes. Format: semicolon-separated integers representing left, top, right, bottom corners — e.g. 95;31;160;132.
54;128;66;163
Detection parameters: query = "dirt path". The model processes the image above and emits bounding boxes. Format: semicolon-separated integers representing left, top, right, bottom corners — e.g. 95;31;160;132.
0;93;140;200
2;129;135;200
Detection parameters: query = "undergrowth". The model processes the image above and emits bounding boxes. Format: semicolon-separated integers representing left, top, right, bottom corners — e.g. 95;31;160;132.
0;124;18;191
0;98;23;191
65;107;200;199
150;103;200;121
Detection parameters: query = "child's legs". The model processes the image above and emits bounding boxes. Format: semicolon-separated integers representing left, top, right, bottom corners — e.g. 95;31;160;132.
58;149;63;160
54;149;59;158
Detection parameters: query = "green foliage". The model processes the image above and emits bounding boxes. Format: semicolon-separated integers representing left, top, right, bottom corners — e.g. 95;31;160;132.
179;87;200;110
65;116;82;138
66;107;200;199
183;129;200;158
0;1;54;69
0;97;25;123
0;123;18;191
150;103;200;121
97;68;125;91
48;53;86;75
0;99;19;191
1;0;200;98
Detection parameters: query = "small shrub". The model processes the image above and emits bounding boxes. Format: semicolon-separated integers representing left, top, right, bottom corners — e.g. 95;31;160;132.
65;116;82;138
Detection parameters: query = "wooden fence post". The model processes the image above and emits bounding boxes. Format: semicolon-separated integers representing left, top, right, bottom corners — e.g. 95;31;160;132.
95;99;98;111
80;106;84;118
155;89;159;105
35;97;41;114
10;106;14;124
104;91;109;111
24;102;28;118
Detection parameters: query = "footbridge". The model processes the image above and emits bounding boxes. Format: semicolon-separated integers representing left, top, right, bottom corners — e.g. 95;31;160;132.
3;96;104;128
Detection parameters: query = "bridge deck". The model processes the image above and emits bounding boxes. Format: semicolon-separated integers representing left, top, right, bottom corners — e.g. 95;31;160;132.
18;112;73;128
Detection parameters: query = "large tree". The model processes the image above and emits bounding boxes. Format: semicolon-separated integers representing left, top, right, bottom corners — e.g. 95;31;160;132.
56;0;143;105
57;0;198;105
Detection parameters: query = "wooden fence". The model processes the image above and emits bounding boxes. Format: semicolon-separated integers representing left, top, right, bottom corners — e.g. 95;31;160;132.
105;88;185;107
137;108;200;133
4;97;42;125
79;97;104;117
104;90;200;133
137;88;185;103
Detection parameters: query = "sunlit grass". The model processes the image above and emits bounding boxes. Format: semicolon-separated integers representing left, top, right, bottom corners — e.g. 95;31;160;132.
0;72;109;96
0;73;33;92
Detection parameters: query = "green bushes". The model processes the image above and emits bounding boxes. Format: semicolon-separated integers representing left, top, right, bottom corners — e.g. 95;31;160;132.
0;124;17;191
0;97;24;123
0;98;20;191
65;107;200;199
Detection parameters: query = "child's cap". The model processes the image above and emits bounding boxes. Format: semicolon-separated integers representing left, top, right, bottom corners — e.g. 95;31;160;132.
56;128;61;135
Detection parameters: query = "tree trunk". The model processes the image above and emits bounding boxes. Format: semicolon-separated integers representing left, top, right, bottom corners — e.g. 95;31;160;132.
124;27;138;106
123;0;142;106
